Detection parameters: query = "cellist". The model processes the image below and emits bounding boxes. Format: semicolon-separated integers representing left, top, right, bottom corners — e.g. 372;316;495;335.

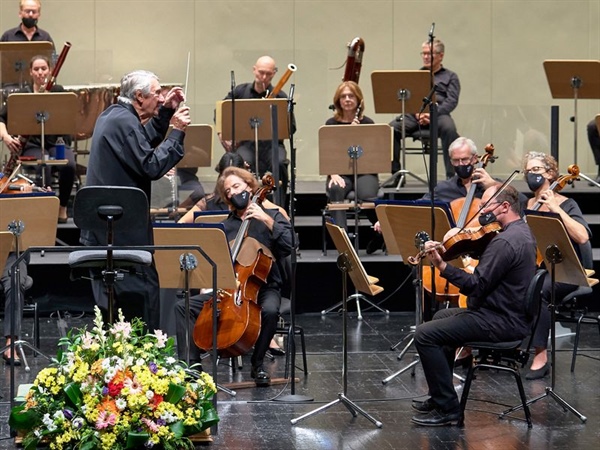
174;166;292;387
522;152;593;380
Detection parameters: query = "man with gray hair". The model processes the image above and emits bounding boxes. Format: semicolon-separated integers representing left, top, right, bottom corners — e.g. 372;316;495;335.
81;69;190;331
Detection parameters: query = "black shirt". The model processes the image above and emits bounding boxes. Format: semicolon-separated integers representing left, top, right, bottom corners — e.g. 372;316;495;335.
442;219;537;340
222;208;293;288
0;25;54;45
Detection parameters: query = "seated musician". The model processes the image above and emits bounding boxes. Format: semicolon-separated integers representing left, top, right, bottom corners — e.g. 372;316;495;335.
522;152;593;380
412;184;537;426
370;137;496;253
325;81;379;231
0;55;74;223
174;166;293;386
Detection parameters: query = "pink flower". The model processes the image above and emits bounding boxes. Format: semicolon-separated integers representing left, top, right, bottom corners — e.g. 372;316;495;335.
96;411;117;430
142;417;160;433
123;376;143;395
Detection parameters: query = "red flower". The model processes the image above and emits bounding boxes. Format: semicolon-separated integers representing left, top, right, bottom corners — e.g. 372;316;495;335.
107;381;124;397
150;394;164;409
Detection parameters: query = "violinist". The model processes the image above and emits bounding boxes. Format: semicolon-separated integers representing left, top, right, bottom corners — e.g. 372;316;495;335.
0;55;74;222
174;167;293;387
411;184;536;426
522;152;593;380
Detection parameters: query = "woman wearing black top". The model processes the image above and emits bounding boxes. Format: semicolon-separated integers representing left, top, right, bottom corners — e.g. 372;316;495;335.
325;81;379;229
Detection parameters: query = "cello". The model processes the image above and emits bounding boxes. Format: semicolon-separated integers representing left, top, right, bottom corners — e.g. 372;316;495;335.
422;144;496;306
193;174;275;358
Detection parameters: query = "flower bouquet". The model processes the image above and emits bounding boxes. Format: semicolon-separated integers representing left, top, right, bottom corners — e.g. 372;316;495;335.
10;307;219;450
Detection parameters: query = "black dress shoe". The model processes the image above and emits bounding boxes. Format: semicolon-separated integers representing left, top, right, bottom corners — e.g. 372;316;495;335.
251;365;271;387
525;362;550;380
2;352;21;366
412;398;436;414
411;408;462;427
268;346;285;357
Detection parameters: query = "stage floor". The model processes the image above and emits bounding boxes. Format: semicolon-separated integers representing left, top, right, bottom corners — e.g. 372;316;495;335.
1;312;599;449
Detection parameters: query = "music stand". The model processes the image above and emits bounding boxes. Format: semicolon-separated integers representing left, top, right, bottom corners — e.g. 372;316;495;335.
372;70;431;187
375;203;454;383
153;225;236;395
318;124;391;318
543;60;600;167
163;124;213;213
218;98;289;178
502;213;598;423
0;42;53;88
291;222;383;428
0;194;58;405
7;92;78;186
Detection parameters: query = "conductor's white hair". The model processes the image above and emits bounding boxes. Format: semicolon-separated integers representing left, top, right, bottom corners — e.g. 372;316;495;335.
118;70;159;104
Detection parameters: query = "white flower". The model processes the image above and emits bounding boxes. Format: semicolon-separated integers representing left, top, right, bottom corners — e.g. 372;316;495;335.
166;357;176;365
146;390;154;400
153;330;168;348
72;417;84;429
53;410;64;420
115;398;127;410
136;358;145;367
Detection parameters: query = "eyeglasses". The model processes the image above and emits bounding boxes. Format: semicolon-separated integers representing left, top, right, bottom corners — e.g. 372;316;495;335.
420;51;441;56
524;166;546;175
450;157;473;166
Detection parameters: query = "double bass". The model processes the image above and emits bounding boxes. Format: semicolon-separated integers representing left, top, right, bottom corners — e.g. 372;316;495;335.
193;174;275;358
422;144;496;306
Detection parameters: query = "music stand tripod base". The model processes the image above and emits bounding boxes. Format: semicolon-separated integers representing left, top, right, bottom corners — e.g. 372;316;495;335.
321;292;389;321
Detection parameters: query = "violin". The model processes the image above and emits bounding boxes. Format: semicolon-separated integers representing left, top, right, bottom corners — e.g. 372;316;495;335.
407;222;502;266
529;164;579;266
193;174;275;358
530;164;579;212
422;144;496;306
0;163;46;194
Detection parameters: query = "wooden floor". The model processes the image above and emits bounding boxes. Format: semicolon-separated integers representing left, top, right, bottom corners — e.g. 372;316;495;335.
1;311;599;449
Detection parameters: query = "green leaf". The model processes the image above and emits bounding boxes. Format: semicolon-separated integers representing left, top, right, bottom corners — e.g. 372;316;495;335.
125;431;150;449
202;408;220;429
165;383;186;404
170;420;185;439
9;406;40;430
64;382;83;407
22;435;40;450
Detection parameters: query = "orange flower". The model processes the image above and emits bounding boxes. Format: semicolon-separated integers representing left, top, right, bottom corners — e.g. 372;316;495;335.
99;397;118;415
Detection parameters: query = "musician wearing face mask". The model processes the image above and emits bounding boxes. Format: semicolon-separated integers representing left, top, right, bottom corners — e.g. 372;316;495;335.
174;167;292;387
410;184;536;426
217;56;290;196
0;0;53;45
371;138;496;253
522;151;593;380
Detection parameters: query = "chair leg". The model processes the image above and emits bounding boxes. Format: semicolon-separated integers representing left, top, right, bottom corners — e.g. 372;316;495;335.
458;366;476;426
513;371;533;428
298;326;308;375
571;315;584;372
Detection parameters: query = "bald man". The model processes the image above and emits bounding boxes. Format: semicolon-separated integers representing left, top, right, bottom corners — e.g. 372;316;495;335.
217;56;290;197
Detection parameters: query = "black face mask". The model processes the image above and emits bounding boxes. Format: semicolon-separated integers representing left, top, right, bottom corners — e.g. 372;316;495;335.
22;17;37;28
230;191;251;211
526;172;546;192
478;211;497;226
454;164;474;180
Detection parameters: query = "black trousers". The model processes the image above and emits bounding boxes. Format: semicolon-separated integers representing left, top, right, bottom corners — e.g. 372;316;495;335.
414;308;489;412
174;285;281;368
390;114;459;179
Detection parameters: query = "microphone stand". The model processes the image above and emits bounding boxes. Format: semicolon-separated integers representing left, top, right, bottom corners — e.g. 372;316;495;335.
274;84;313;403
230;71;236;155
